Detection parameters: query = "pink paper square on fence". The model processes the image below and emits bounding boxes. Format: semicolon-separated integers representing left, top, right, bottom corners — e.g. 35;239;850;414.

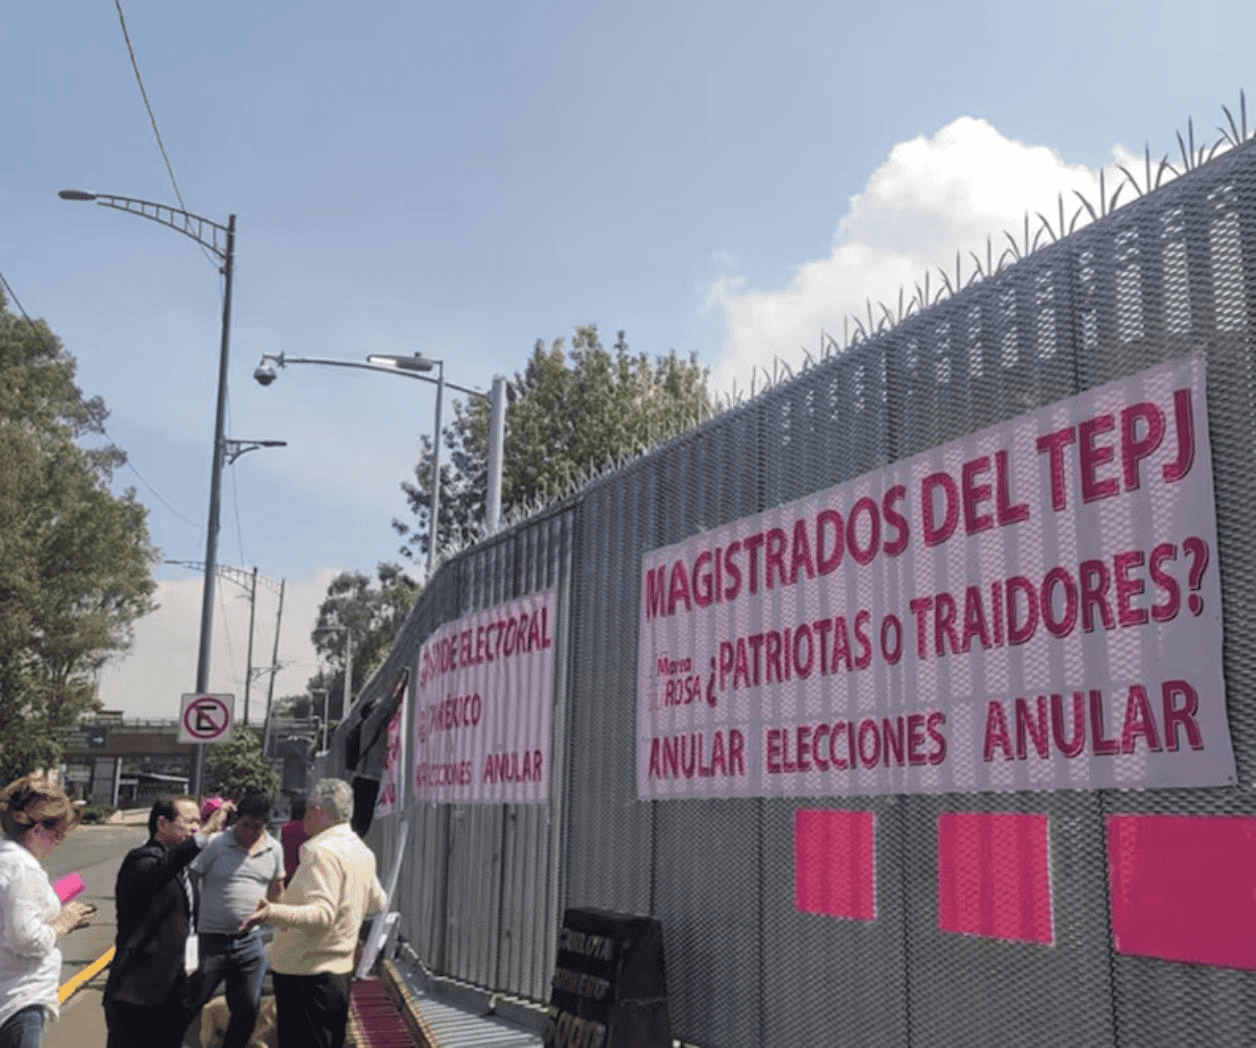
794;809;876;921
1106;814;1256;971
937;811;1054;945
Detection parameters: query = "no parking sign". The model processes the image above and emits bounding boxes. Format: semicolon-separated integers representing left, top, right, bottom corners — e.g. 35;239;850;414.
178;693;235;745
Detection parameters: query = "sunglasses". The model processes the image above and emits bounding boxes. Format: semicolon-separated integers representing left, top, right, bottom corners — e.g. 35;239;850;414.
33;817;69;837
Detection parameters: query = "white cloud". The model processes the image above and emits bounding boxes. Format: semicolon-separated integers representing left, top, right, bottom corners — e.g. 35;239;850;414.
707;117;1138;396
95;569;339;723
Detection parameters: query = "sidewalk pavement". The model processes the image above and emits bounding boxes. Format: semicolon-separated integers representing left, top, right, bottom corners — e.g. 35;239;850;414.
385;952;545;1048
107;807;151;826
385;985;544;1048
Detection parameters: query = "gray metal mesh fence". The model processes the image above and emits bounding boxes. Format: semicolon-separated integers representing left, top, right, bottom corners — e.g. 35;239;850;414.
341;135;1256;1047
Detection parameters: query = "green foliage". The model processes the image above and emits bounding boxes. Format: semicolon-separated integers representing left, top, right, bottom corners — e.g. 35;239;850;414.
307;564;417;722
0;292;158;784
203;727;281;799
393;325;712;561
78;803;116;825
273;692;316;720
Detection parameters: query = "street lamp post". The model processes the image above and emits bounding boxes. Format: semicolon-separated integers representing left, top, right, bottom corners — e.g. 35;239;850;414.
310;689;330;756
254;351;506;575
366;354;443;577
60;189;243;795
312;624;353;749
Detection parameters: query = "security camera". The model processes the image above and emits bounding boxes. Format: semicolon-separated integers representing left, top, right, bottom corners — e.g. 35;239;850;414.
254;363;277;386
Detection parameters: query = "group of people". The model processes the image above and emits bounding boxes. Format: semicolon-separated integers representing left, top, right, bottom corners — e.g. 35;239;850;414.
0;775;387;1048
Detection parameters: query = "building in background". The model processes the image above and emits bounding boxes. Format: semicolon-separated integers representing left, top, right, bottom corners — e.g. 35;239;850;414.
61;714;195;808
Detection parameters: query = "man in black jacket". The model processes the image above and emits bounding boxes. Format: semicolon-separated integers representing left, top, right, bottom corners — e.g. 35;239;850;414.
103;794;231;1048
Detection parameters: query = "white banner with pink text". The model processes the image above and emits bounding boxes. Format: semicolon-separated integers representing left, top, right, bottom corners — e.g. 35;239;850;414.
413;589;556;804
374;666;410;817
638;355;1234;799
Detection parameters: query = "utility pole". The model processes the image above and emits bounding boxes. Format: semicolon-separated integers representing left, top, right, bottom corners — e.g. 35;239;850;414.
243;566;258;725
165;559;284;734
261;579;286;759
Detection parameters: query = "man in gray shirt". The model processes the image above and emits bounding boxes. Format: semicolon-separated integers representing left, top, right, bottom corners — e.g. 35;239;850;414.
189;792;284;1048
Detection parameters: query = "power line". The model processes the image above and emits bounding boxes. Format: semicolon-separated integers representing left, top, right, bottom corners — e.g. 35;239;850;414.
112;0;186;215
111;0;218;270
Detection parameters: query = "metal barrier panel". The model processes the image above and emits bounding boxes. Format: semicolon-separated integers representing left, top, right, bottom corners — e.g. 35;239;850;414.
1099;143;1256;1048
338;136;1256;1047
563;477;655;914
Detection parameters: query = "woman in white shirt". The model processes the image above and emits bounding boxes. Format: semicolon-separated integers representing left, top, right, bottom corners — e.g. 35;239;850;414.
0;777;95;1048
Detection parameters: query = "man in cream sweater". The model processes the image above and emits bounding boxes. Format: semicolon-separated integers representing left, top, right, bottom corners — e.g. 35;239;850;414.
240;778;386;1048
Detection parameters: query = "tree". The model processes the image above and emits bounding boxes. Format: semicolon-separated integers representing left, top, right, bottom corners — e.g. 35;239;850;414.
203;726;281;798
393;325;712;562
0;292;158;784
307;564;417;725
272;692;317;721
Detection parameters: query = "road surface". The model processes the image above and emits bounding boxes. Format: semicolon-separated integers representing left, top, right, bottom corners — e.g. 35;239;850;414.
44;820;145;1048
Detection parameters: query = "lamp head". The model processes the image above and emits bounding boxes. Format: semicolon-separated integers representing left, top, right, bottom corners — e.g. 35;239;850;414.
58;189;97;202
366;353;437;373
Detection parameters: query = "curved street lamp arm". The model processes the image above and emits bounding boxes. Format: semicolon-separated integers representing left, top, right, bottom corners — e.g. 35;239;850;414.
63;191;231;262
261;352;489;401
164;559;284;597
223;438;287;465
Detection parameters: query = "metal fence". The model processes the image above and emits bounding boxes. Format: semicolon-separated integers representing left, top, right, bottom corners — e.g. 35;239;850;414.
336;132;1256;1047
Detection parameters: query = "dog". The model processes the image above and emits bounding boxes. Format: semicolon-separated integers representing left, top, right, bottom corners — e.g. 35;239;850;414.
197;994;278;1048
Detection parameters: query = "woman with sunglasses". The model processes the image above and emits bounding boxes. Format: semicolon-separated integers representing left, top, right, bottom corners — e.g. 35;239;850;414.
0;776;95;1048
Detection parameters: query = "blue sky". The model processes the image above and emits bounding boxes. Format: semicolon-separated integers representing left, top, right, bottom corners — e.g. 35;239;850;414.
4;1;1253;719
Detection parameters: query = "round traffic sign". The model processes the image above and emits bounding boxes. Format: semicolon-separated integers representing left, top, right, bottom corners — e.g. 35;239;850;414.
182;695;232;741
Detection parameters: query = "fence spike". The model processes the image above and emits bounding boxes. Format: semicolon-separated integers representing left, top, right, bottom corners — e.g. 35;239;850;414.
1155;154;1175;189
1108;178;1126;213
1117;163;1142;200
1220;105;1241;147
1073;188;1098;223
1176;128;1191;172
